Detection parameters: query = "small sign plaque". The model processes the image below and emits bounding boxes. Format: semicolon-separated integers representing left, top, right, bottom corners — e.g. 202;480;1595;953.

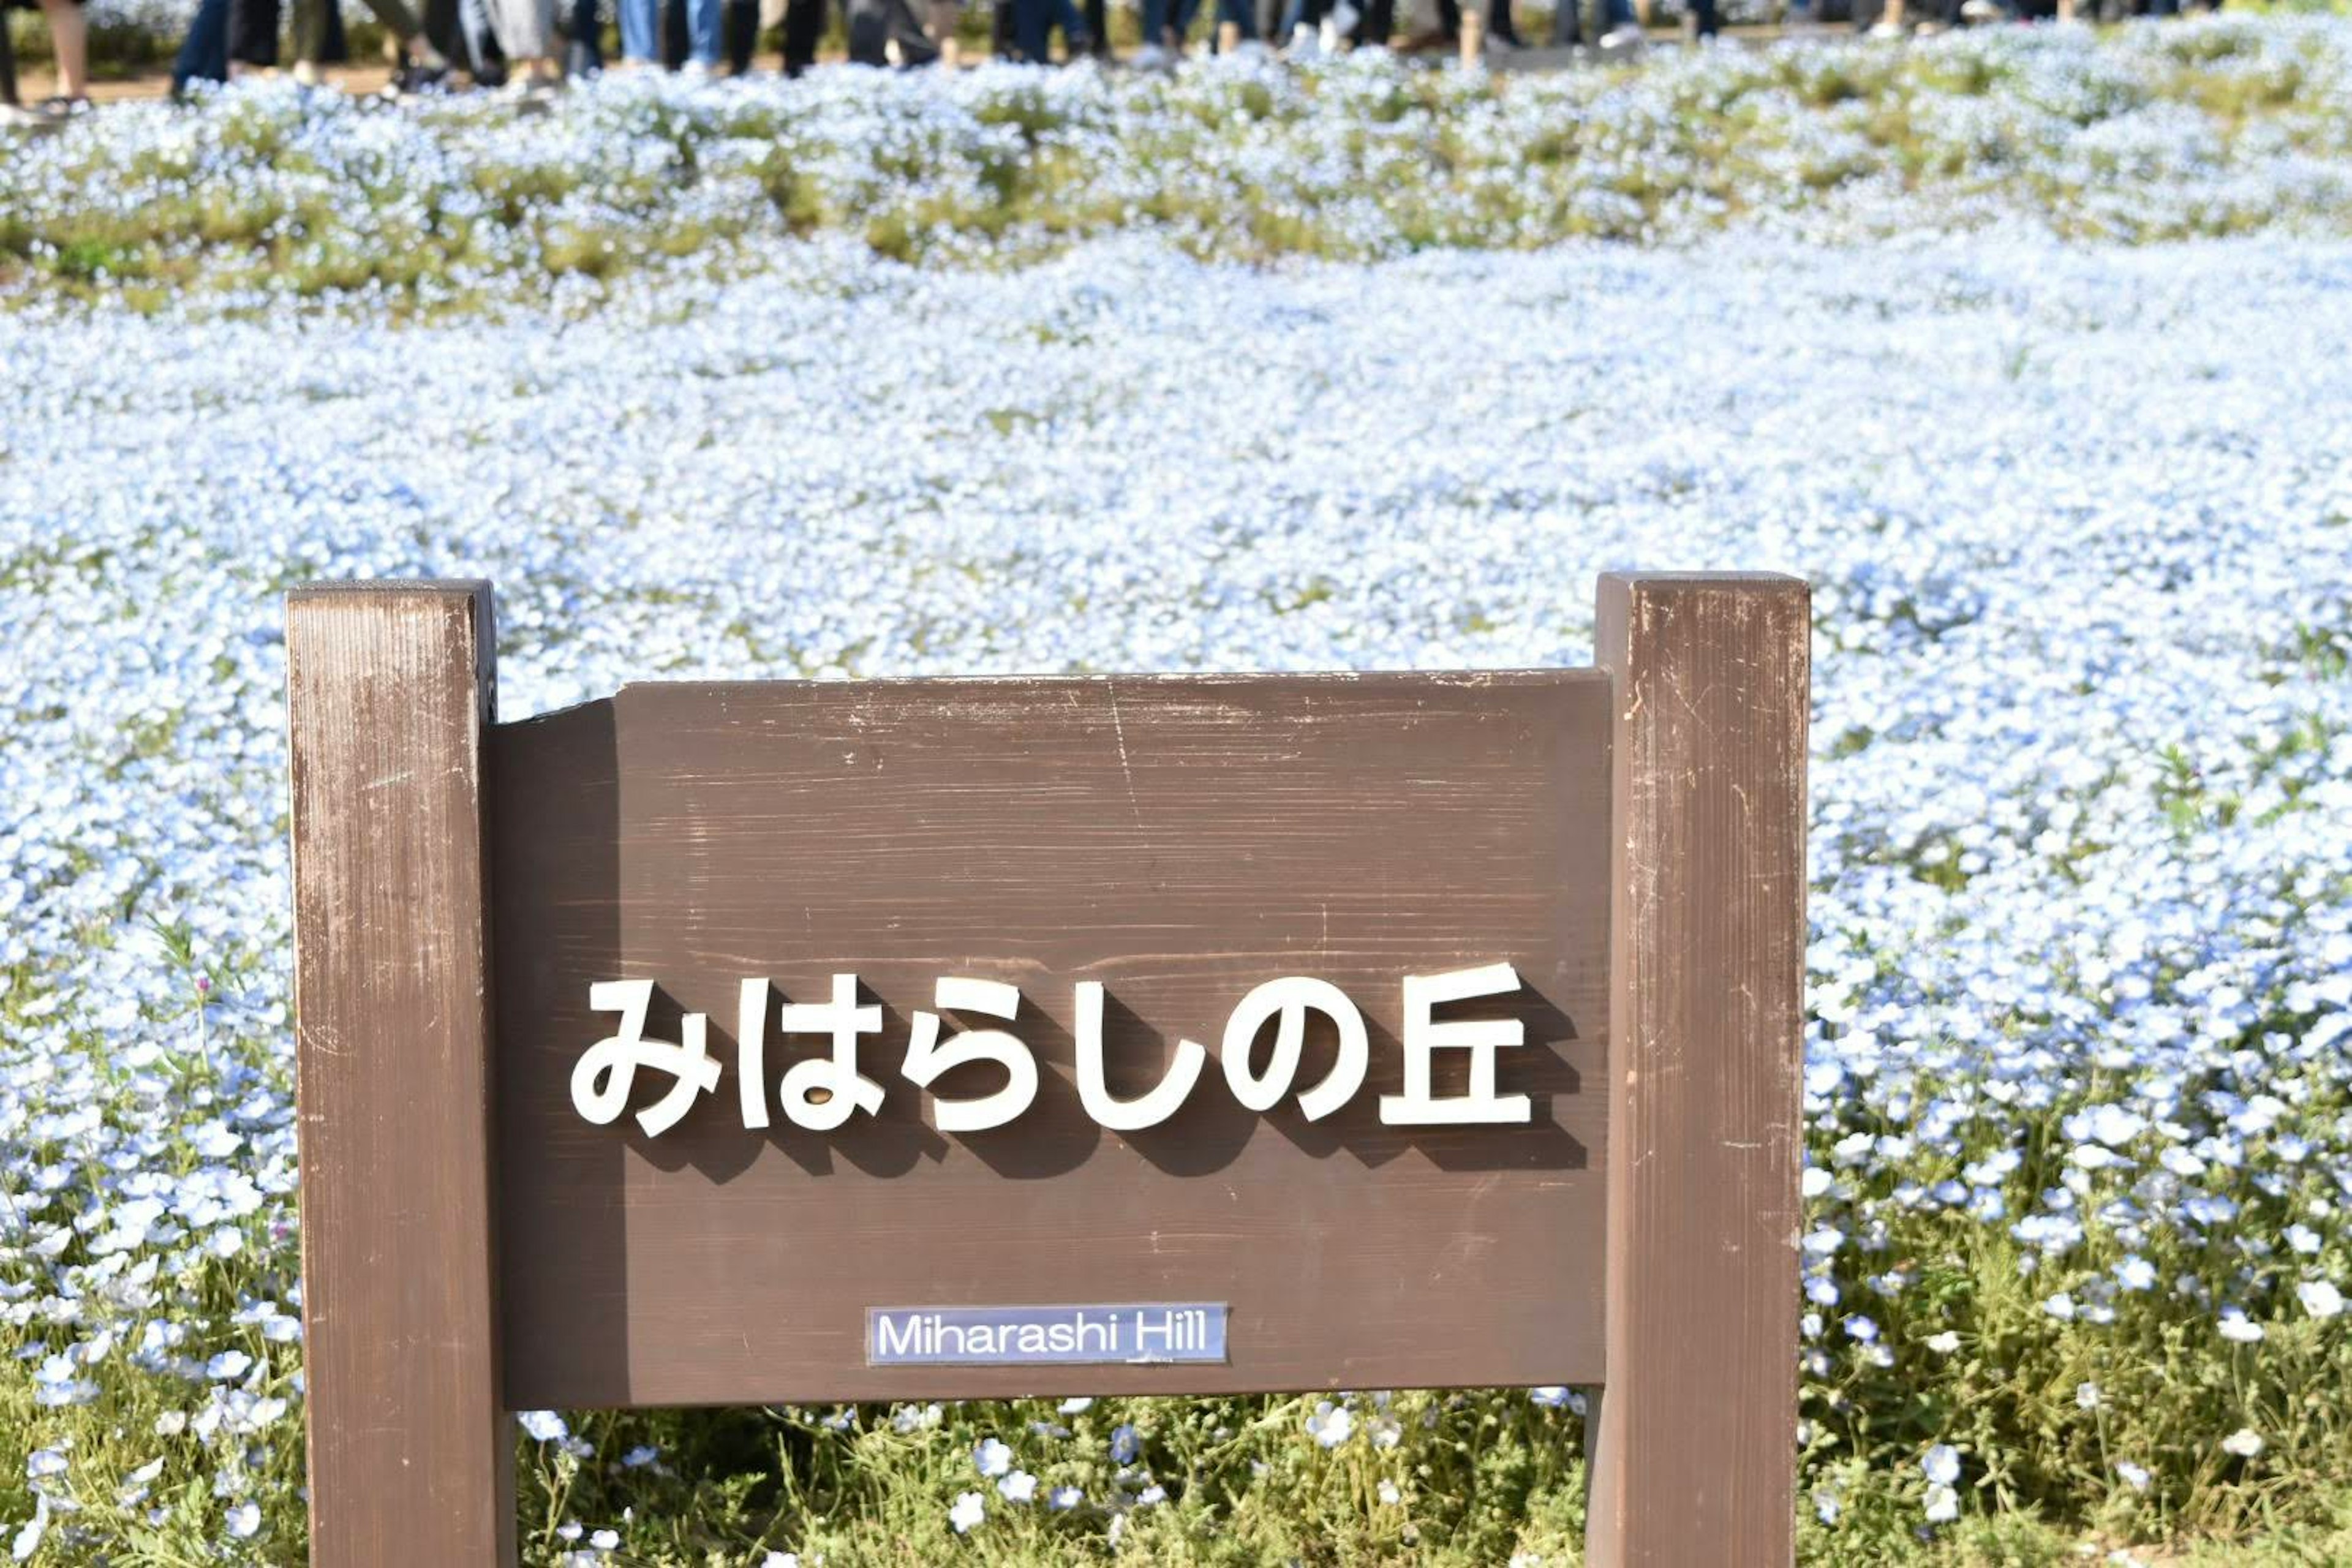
867;1303;1229;1367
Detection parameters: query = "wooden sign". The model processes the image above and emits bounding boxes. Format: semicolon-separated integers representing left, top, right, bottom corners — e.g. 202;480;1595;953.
284;572;1809;1567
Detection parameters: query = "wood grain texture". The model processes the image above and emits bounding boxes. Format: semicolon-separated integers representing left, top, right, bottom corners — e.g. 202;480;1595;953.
1585;573;1811;1567
287;582;516;1568
490;671;1614;1408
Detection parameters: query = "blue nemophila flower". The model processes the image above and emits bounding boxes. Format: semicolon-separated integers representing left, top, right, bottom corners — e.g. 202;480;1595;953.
519;1410;570;1443
1110;1423;1140;1464
973;1437;1012;1479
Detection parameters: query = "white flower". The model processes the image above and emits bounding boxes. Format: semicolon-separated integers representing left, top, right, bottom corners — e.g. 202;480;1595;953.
2075;1382;2102;1410
1377;1480;1401;1504
1924;1331;1961;1354
761;1555;800;1568
1921;1444;1961;1487
2217;1310;2265;1344
10;1497;50;1562
1057;1396;1093;1414
973;1438;1012;1479
2043;1292;2076;1321
518;1410;570;1443
1305;1401;1354;1447
2116;1461;2150;1492
225;1502;262;1539
2221;1428;2264;1458
997;1469;1037;1504
949;1491;985;1534
1924;1484;1959;1524
1047;1485;1084;1511
2296;1280;2343;1319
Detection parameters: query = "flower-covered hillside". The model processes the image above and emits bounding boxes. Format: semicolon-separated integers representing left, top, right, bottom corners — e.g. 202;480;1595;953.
3;25;2351;1568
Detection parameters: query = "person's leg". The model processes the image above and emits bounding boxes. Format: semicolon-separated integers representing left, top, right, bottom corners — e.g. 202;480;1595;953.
568;0;601;67
723;0;756;67
228;0;279;67
173;0;233;88
1138;0;1169;50
1482;0;1512;41
1683;0;1711;32
36;0;89;94
617;0;657;56
489;0;560;75
687;0;721;64
1012;0;1048;56
780;0;821;68
1079;0;1102;50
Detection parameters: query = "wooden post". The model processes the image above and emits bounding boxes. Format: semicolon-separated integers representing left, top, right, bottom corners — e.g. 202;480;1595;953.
1586;573;1809;1567
287;582;515;1568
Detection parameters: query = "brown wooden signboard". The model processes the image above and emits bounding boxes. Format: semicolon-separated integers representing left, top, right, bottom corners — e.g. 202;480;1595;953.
285;571;1809;1567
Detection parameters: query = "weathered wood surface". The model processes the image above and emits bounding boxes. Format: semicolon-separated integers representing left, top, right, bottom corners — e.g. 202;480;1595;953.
489;671;1615;1408
287;583;515;1568
1586;572;1810;1567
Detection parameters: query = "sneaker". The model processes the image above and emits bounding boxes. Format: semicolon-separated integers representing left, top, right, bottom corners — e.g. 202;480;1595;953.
1227;36;1272;56
1958;0;1999;18
1597;21;1643;49
1288;18;1320;52
386;61;451;94
31;95;92;121
1327;0;1359;34
1130;41;1172;67
1866;14;1905;33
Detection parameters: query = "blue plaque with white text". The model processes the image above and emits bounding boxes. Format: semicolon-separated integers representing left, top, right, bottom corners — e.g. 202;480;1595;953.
867;1303;1229;1366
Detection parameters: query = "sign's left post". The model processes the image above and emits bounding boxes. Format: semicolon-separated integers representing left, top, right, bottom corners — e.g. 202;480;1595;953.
286;581;517;1568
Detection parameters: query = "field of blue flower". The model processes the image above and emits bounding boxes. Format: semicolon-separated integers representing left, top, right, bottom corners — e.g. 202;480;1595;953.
4;17;2352;1566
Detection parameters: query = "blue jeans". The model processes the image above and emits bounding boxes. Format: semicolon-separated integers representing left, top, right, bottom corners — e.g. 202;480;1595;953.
1011;0;1085;59
174;0;232;86
620;0;718;63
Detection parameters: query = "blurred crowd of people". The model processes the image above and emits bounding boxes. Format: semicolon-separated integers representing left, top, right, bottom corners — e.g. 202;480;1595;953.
1;0;2220;126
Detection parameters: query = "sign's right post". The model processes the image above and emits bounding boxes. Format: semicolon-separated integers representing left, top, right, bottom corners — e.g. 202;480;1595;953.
1587;572;1812;1567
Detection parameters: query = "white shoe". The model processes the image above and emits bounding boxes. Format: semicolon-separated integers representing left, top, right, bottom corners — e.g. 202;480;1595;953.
1288;19;1320;51
292;59;325;86
1867;15;1905;33
1327;0;1359;34
1597;21;1643;48
1227;36;1272;56
1131;42;1171;67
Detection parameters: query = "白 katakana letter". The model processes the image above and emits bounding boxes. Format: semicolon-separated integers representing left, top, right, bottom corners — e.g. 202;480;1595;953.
571;978;722;1137
903;977;1039;1133
1220;976;1368;1121
1379;962;1530;1125
776;972;888;1132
